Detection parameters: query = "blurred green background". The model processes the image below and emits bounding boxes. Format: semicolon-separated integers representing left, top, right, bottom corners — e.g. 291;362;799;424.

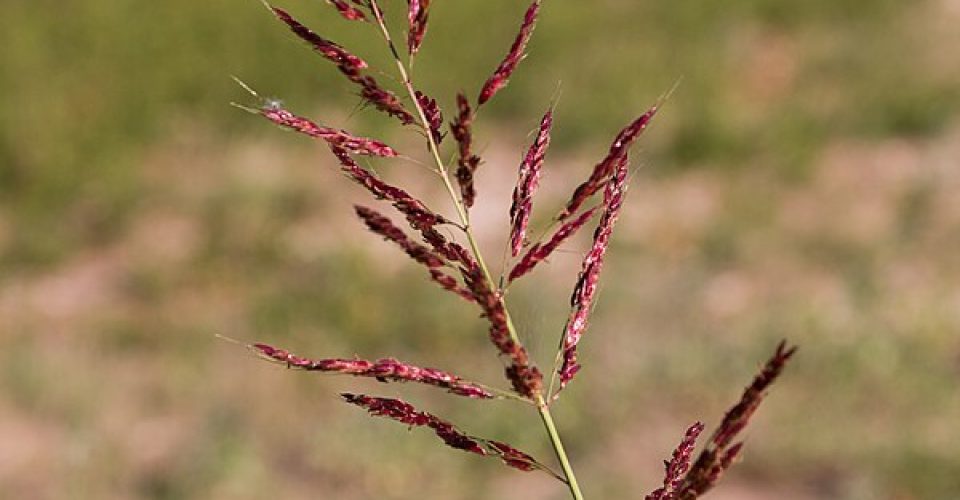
1;0;959;498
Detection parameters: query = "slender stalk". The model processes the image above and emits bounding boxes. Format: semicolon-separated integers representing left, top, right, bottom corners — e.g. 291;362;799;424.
536;393;585;500
367;2;583;497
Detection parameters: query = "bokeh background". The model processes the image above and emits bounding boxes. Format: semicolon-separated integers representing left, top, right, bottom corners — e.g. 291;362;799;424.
2;1;959;498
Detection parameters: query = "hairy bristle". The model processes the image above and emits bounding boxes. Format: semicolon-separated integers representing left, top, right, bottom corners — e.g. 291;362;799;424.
558;156;630;391
559;105;658;220
451;93;482;207
478;0;541;105
509;207;598;282
676;342;797;499
509;109;553;257
260;105;397;157
254;343;494;398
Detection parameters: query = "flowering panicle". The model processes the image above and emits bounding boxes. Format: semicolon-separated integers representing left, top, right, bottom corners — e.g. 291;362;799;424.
240;3;796;496
260;105;397;157
478;0;541;105
451;93;482;207
269;5;415;125
509;109;553;256
509;207;598;282
341;393;545;472
646;422;705;500
407;0;431;55
461;266;542;398
325;0;368;21
253;343;493;398
415;90;445;145
559;106;658;220
676;342;797;499
558;156;630;390
330;146;446;230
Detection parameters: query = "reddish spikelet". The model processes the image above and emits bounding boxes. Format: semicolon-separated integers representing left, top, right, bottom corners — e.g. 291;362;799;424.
645;422;705;500
351;74;417;125
419;227;476;268
429;269;477;303
462;266;542;397
559;106;658;220
558;156;630;390
341;393;543;471
509;109;553;256
676;342;797;499
254;343;493;398
478;0;540;105
509;207;598;282
330;147;446;229
407;0;431;55
355;205;479;302
415;90;445;144
489;441;538;472
260;105;397;157
451;93;482;207
269;5;414;125
710;341;797;450
270;6;367;71
354;205;445;269
326;0;368;21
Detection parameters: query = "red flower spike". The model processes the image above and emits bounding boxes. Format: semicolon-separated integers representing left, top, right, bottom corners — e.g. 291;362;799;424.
341;393;544;472
351;73;417;125
676;342;797;499
254;343;494;399
489;441;538;472
407;0;431;55
558;156;630;391
330;146;447;230
559;105;658;221
415;90;445;145
354;206;479;304
509;109;553;257
260;105;397;157
270;6;367;71
461;265;543;398
355;205;445;268
509;207;598;283
478;0;541;105
451;93;482;207
645;422;705;500
268;5;414;125
326;0;367;21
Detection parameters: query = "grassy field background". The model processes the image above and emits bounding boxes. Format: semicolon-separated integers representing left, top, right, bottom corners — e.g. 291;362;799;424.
1;0;959;498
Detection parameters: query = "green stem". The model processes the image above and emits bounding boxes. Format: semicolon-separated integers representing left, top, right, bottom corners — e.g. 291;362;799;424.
536;393;585;500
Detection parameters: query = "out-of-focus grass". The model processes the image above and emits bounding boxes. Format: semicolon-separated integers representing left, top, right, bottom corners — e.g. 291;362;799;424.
1;1;959;499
